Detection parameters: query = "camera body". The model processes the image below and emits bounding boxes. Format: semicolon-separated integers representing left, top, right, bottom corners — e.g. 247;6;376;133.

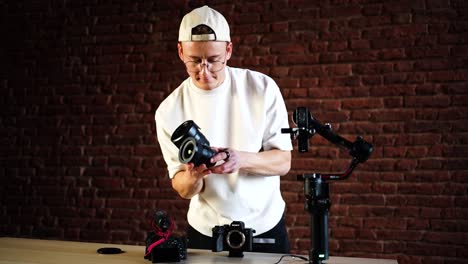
212;221;255;257
171;120;216;167
144;210;187;263
144;232;187;263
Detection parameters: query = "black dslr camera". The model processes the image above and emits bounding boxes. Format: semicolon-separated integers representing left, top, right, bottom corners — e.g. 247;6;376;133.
212;221;255;258
144;210;187;263
171;120;216;167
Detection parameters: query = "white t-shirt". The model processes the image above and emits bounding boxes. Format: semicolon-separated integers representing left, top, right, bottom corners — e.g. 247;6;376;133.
155;66;293;236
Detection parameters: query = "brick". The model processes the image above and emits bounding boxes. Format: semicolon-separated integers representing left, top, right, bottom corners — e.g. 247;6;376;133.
111;230;131;242
349;39;369;50
353;63;393;74
342;239;384;253
341;194;385;205
278;54;319;65
365;217;406;230
328;40;348;51
83;168;110;177
370;109;415;122
333;182;372;194
338;50;379;62
342;98;384;109
116;125;150;135
405;95;451;108
135;146;159;156
424;231;466;245
290;65;325;77
94;177;122;189
325;64;352;75
399;182;446;195
333;227;356;238
380;48;406;60
321;6;362;18
439;108;468;120
407;241;457;258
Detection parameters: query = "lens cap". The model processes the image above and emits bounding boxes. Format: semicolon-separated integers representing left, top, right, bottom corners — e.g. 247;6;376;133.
97;247;124;254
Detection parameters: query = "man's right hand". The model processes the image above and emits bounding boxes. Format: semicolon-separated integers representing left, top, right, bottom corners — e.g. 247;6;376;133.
171;163;212;199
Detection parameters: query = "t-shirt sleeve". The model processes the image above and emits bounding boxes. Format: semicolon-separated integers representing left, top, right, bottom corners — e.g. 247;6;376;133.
155;108;184;179
261;77;293;151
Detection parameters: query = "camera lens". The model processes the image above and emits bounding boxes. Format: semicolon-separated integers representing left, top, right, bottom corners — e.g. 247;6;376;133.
226;230;245;249
171;120;216;167
179;137;215;167
171;120;198;148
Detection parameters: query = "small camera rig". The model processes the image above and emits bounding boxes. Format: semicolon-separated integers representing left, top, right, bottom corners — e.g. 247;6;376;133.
144;210;187;263
282;107;373;264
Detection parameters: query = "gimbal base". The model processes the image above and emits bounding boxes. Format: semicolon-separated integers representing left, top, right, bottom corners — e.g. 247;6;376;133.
301;173;330;264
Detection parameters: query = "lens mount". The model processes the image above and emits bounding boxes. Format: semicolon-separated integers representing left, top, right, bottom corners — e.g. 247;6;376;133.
179;137;197;164
226;230;246;249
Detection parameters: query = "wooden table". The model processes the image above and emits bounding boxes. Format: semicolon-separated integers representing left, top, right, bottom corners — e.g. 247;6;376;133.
0;237;397;264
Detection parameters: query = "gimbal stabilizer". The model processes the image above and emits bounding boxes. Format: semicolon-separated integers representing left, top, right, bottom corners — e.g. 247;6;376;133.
282;107;374;264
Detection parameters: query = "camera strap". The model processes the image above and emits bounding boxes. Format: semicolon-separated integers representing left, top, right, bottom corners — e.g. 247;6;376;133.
144;221;174;257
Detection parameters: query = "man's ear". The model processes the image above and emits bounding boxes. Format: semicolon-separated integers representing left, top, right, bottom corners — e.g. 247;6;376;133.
177;42;184;61
225;42;233;61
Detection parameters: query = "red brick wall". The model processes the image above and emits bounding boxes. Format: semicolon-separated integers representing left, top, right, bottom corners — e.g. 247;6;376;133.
1;1;467;263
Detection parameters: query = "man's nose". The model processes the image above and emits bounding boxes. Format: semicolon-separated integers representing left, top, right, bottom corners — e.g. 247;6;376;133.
199;62;210;73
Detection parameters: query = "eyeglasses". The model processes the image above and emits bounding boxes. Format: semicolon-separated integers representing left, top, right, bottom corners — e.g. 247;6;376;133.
184;58;226;73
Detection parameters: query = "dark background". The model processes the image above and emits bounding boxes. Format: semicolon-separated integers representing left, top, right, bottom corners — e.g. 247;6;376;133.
1;1;467;264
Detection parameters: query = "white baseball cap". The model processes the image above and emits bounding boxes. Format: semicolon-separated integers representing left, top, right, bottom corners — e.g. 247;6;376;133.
178;5;231;42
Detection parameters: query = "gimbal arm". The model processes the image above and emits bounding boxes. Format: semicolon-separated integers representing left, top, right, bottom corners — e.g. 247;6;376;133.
282;107;373;180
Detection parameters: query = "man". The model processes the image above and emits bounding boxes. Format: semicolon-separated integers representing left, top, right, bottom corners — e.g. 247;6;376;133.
155;5;293;253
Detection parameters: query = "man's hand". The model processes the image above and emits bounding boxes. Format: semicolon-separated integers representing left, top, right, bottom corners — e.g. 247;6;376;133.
209;147;291;177
209;147;239;174
171;163;212;199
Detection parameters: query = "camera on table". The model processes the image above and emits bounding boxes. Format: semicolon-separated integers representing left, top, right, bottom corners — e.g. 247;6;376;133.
144;210;187;263
212;221;255;258
171;120;216;167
